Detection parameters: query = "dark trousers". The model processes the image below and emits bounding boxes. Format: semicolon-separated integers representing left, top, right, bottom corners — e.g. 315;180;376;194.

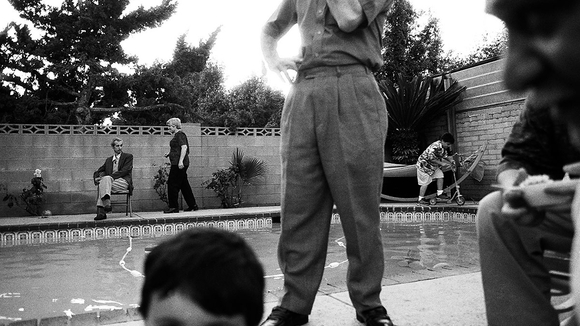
477;191;573;326
167;165;197;209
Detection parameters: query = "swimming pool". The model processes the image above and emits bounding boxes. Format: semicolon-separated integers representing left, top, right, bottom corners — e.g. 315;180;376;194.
0;208;479;322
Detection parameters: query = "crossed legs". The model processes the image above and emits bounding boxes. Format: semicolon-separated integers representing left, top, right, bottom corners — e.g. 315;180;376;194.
97;176;129;210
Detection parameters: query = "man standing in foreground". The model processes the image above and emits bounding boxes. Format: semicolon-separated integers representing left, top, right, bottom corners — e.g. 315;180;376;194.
93;137;133;221
260;0;394;325
484;0;580;324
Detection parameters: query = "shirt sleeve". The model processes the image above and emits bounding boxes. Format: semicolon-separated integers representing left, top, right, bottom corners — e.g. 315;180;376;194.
497;99;562;178
263;0;297;38
176;132;188;147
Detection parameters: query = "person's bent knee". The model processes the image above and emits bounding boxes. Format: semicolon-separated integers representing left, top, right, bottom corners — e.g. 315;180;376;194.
98;176;113;184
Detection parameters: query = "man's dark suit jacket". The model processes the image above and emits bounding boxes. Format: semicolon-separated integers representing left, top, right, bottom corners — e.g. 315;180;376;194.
93;152;134;194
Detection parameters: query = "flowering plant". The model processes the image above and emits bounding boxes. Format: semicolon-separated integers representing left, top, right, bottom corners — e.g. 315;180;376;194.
2;169;48;216
153;163;171;205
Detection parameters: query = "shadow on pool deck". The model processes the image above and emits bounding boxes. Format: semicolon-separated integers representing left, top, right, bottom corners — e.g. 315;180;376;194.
0;203;486;326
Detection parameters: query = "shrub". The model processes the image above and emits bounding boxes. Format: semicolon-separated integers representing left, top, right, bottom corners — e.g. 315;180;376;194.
153;162;171;205
203;148;266;208
2;169;48;216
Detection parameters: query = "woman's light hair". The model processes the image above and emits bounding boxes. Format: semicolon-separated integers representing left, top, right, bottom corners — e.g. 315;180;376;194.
166;118;182;129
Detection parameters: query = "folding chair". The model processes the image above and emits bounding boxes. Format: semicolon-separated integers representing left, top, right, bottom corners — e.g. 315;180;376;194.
111;189;133;217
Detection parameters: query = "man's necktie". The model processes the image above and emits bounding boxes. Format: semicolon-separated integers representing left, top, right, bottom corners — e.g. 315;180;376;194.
113;156;118;171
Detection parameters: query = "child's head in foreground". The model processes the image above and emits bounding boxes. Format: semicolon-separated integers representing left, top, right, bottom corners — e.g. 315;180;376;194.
140;227;265;326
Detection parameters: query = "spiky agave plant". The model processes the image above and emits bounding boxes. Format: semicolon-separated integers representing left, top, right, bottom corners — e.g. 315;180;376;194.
230;148;267;184
378;73;466;164
229;148;267;206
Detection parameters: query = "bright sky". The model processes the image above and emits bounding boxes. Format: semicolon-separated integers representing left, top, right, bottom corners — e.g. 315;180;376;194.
0;0;504;91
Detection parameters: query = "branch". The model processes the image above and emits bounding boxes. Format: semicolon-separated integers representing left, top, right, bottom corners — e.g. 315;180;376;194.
49;100;79;107
91;103;186;113
0;74;35;92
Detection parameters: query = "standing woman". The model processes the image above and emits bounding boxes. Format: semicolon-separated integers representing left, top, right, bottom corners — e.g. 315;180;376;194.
164;118;199;213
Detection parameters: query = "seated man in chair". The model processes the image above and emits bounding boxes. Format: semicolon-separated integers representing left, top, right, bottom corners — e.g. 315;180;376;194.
477;95;580;326
93;137;133;221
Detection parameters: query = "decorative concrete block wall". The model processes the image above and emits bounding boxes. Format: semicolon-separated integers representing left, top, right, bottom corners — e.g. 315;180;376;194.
0;124;281;217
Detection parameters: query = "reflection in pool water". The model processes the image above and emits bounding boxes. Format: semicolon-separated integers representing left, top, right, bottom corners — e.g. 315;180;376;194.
0;221;478;321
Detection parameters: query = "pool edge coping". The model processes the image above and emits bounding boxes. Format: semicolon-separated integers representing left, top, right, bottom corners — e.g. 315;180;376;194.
0;204;478;233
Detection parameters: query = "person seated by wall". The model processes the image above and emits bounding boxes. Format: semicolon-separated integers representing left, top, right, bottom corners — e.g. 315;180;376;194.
93;137;133;221
416;132;455;205
476;95;580;326
139;227;265;326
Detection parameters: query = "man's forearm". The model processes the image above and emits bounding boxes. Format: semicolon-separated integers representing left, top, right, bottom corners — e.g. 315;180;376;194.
261;31;280;70
179;146;187;164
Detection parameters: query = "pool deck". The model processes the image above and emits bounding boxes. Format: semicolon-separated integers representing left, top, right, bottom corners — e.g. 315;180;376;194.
0;203;486;326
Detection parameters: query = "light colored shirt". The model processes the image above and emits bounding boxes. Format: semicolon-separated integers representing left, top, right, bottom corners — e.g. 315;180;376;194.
263;0;394;71
416;140;448;176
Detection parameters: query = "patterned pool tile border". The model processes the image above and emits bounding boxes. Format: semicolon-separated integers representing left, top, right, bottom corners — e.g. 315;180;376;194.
0;217;274;247
379;205;477;224
0;206;477;247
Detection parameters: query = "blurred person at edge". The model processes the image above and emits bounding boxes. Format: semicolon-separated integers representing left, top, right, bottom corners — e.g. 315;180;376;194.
485;0;580;325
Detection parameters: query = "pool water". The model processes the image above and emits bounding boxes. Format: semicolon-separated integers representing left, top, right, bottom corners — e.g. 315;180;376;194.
0;221;479;321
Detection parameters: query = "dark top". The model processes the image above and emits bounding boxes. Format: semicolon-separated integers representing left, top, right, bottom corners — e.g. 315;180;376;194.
169;130;190;166
498;98;580;180
93;152;134;193
263;0;394;71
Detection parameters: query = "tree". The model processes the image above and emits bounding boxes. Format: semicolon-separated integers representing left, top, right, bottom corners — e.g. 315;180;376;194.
442;29;508;71
0;0;177;124
109;29;235;126
220;77;285;129
377;0;445;83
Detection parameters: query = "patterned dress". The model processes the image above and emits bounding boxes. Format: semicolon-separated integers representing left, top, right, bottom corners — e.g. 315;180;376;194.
416;140;448;176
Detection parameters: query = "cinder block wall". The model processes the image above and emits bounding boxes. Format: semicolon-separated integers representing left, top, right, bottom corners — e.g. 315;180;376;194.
0;124;281;217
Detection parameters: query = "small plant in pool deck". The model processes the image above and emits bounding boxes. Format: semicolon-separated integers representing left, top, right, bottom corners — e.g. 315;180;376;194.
153;162;171;205
203;148;267;208
2;169;48;216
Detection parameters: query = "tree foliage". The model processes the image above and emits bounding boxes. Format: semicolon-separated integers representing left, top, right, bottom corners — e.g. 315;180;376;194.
378;74;466;163
222;77;285;129
442;29;508;71
0;1;285;127
0;0;177;124
111;30;226;125
377;0;445;83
